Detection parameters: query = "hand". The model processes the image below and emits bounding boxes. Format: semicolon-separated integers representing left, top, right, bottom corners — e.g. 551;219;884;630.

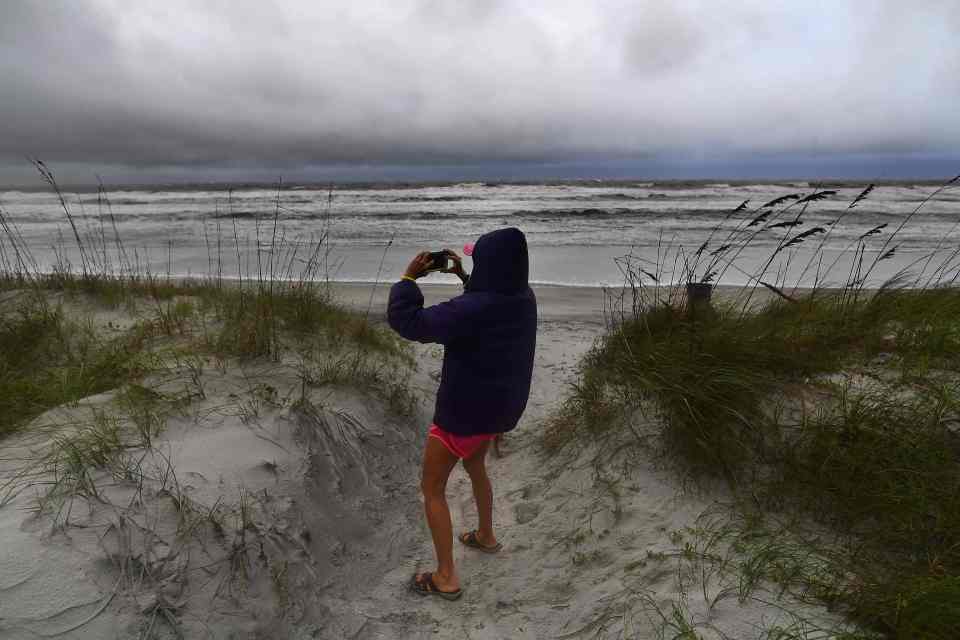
403;252;432;280
440;249;468;283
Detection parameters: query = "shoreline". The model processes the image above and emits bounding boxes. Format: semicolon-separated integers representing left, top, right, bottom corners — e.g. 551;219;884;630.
329;281;839;322
2;272;891;324
329;282;612;323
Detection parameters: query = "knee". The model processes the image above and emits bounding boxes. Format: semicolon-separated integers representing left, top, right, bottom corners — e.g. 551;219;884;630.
420;473;447;499
463;461;488;484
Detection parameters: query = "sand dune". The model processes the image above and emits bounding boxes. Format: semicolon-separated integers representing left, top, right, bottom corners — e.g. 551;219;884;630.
0;286;849;639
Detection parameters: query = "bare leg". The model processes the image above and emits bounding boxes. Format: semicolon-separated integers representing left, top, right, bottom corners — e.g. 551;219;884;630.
462;441;498;547
418;436;461;592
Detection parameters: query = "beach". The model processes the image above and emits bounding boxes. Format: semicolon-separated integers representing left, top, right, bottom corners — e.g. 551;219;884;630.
0;280;853;639
331;282;612;322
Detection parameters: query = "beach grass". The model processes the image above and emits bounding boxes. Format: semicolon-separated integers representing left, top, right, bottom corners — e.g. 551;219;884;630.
0;164;409;440
546;178;960;638
0;294;147;438
0;274;408;438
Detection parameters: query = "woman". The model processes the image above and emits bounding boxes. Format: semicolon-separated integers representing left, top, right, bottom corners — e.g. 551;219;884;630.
388;227;537;600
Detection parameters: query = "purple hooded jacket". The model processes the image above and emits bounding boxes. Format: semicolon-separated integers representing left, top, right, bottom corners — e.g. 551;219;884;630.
387;228;537;436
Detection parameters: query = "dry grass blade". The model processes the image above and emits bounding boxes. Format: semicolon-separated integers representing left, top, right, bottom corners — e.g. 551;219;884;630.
796;190;837;204
779;226;826;251
858;223;887;239
768;219;803;229
30;158;90;276
848;183;875;209
878;246;897;261
748;212;773;227
761;194;802;209
758;281;796;302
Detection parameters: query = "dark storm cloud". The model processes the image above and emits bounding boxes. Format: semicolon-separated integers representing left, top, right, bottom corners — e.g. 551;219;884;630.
0;0;958;180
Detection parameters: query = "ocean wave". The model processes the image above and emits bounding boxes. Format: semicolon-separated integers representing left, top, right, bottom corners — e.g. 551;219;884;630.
211;210;267;219
78;197;156;205
554;192;674;202
381;195;485;203
298;210;461;221
510;207;725;219
512;208;636;218
647;181;731;189
73;193;321;207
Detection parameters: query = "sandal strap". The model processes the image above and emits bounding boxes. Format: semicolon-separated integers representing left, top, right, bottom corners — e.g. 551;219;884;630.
419;572;436;592
462;529;498;549
414;571;461;596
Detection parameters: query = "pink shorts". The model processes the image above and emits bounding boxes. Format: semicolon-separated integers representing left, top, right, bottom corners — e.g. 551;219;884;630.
428;424;496;459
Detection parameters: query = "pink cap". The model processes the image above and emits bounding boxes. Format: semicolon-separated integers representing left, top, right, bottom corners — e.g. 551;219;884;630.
463;242;475;257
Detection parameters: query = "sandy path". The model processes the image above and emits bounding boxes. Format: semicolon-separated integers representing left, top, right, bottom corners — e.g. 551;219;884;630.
318;317;602;639
328;311;844;639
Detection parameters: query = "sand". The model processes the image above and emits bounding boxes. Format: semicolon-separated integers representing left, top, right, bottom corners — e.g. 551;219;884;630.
0;284;850;639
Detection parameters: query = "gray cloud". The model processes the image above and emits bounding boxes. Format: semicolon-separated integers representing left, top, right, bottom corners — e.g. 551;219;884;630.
0;0;958;181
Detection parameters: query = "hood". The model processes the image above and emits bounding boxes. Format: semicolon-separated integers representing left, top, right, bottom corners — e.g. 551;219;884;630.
466;227;529;294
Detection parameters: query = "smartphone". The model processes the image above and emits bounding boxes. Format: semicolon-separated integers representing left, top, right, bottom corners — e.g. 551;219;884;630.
426;251;448;272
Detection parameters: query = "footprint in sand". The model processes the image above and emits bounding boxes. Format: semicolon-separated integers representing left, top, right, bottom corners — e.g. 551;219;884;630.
514;502;541;525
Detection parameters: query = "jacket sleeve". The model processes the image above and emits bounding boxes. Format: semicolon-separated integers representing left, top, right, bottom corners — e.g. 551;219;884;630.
387;279;474;345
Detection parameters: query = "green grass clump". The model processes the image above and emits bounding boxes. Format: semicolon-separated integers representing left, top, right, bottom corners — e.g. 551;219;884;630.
779;385;960;631
202;283;402;360
548;289;960;471
547;288;960;637
0;270;411;446
896;577;960;640
0;296;146;438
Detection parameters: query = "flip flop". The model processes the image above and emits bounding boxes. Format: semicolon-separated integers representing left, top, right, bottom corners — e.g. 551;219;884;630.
410;572;463;601
459;530;502;554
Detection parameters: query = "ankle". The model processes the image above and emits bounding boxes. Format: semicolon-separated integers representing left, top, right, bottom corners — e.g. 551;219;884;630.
435;566;457;581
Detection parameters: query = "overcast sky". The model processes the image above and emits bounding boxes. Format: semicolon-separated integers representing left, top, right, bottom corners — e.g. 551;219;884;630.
1;0;958;184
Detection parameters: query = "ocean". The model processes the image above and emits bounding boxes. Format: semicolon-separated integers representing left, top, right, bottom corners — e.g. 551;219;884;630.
1;180;958;288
